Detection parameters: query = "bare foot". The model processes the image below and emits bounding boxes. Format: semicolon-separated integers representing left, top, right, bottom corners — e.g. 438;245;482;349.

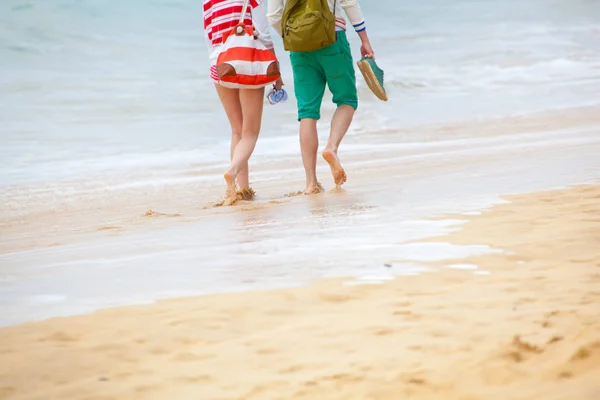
223;170;238;206
304;182;324;195
322;149;347;187
236;187;256;201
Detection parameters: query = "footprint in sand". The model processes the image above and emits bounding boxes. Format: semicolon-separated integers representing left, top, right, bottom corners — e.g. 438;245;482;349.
279;365;304;374
0;387;16;397
172;352;209;362
570;341;600;361
323;373;362;382
285;183;324;197
148;346;170;355
268;199;289;204
512;335;544;354
97;225;120;231
372;327;396;336
177;375;214;383
505;335;548;363
558;371;574;379
176;337;199;345
255;348;279;355
318;292;352;303
393;310;422;321
135;385;160;393
38;331;79;342
143;210;181;218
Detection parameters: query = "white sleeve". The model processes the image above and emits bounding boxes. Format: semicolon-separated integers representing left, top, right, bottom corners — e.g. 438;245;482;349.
267;0;284;36
340;0;366;32
252;2;274;49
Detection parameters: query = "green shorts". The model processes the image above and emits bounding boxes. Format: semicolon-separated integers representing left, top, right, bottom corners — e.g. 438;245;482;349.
290;31;358;121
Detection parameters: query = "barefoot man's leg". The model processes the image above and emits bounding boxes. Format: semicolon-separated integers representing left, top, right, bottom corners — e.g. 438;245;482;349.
319;31;358;188
299;118;322;194
289;49;326;194
322;104;354;186
268;2;370;192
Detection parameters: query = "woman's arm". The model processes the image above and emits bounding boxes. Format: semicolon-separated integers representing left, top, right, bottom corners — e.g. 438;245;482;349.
252;1;274;50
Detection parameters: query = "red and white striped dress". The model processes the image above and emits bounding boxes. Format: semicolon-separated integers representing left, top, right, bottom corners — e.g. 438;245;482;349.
203;0;274;82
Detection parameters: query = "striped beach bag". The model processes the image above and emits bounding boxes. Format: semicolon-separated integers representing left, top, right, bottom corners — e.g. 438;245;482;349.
216;0;281;89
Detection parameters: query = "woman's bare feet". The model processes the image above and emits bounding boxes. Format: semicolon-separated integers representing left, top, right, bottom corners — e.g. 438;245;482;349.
236;187;256;201
322;148;347;187
304;182;324;195
223;170;238;206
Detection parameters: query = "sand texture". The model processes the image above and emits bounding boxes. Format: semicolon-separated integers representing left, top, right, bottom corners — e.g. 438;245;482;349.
1;184;599;399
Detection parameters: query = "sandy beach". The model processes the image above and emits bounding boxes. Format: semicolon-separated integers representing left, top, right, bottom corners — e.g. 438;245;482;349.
2;1;600;398
1;183;599;400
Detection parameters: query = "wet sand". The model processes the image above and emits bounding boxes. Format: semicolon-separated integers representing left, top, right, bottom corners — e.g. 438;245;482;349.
2;105;600;255
1;183;599;399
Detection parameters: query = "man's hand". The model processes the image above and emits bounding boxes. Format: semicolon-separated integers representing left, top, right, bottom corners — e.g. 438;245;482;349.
357;30;375;59
360;41;375;59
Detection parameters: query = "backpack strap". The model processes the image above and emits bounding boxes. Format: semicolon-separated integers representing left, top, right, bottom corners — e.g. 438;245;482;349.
333;0;338;35
239;0;251;24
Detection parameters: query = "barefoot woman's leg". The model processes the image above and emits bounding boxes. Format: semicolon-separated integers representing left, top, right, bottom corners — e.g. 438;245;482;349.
214;84;250;191
228;87;264;187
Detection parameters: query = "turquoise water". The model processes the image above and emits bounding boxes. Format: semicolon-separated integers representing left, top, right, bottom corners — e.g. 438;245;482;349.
0;0;599;186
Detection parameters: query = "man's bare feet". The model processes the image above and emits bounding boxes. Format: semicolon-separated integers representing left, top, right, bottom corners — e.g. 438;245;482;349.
223;170;238;206
304;182;324;195
322;148;347;187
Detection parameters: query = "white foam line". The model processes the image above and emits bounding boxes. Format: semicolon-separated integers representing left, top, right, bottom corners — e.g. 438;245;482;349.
346;130;600;169
445;263;479;270
68;127;600;190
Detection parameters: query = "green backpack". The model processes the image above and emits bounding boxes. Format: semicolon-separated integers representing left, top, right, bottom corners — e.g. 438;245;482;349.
282;0;337;53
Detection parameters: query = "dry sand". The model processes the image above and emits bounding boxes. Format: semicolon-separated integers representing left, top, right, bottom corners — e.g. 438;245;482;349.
1;184;599;400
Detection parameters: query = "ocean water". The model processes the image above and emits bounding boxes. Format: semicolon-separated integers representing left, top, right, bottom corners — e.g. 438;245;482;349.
1;0;599;188
2;1;600;325
2;128;599;325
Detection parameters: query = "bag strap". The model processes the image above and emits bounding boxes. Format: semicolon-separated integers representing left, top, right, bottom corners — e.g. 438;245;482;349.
239;0;251;24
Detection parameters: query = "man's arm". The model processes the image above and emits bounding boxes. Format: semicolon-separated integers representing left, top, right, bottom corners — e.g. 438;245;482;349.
262;0;284;89
340;0;374;58
252;2;274;50
357;30;374;58
267;0;284;37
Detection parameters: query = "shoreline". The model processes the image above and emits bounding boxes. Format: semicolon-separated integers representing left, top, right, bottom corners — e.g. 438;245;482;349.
1;183;599;399
1;102;600;326
1;105;598;254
